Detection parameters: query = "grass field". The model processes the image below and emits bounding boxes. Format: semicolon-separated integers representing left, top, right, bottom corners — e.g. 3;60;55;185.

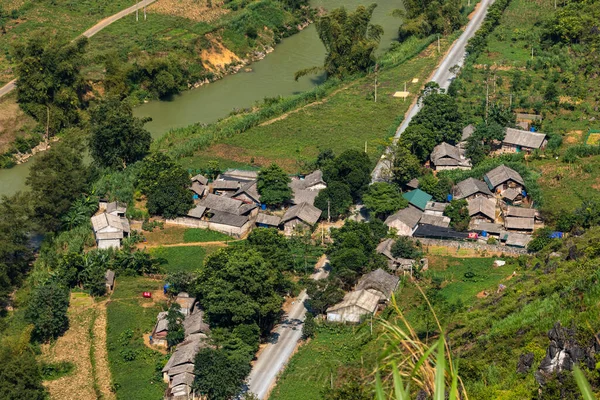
183;228;232;243
168;33;458;173
106;276;167;400
142;225;231;245
152;245;216;273
269;323;377;400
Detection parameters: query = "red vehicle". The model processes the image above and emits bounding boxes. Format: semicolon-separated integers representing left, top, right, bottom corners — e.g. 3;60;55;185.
468;232;478;240
142;291;152;298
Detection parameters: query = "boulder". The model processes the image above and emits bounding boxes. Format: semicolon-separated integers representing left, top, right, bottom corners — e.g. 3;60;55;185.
517;352;534;374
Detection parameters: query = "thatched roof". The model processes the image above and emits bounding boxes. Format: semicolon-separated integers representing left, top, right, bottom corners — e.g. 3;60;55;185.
419;213;451;228
385;206;423;230
256;213;281;227
282;202;322;225
327;290;380;314
505;206;536;218
504;216;534;230
503;128;546;149
355;269;399;300
467;197;496;221
484;165;525;189
453;178;493;199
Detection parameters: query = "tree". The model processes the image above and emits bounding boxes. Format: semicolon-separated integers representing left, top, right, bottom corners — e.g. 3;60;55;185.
295;5;383;80
0;348;47;400
79;252;108;297
323;150;371;201
391;237;422;259
26;282;70;342
89;97;151;169
146;164;194;219
197;248;284;335
257;164;292;206
136;152;179;195
166;304;185;349
193;347;250;400
246;228;294;272
166;271;196;295
306;279;345;314
391;145;422;186
314;182;353;220
465;122;506;165
398;93;463;161
26;134;88;232
362;182;408;219
302;312;316;339
418;174;453;202
14;35;88;138
443;199;470;232
394;0;464;40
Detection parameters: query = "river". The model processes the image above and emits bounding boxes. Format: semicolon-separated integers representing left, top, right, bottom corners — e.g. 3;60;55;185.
0;0;400;196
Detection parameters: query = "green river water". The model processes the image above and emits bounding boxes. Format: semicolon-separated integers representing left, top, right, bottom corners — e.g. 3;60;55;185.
0;0;399;196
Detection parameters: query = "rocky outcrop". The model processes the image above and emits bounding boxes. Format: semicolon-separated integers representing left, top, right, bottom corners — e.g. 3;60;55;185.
535;322;598;385
517;352;534;374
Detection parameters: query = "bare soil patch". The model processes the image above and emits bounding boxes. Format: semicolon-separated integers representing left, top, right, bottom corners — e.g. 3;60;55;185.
200;36;240;72
93;302;116;400
565;130;583;144
148;0;229;22
0;95;37;153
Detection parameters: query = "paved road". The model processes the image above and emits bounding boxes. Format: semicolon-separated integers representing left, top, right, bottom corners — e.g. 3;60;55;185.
246;259;329;399
0;0;157;98
371;0;495;182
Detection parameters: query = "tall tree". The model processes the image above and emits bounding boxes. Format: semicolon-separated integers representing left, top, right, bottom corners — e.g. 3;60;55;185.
323;149;371;201
295;4;383;80
193;347;251;400
26;134;88;232
0;347;47;400
394;0;464;40
196;248;284;335
26;282;70;342
89;97;151;169
166;304;185;349
314;182;353;220
14;35;88;139
362;182;408;219
146;163;194;219
443;199;470;232
257;164;292;206
391;145;422;186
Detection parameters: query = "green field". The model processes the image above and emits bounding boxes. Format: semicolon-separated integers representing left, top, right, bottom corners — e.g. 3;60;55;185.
269;324;376;400
183;228;232;243
152;245;215;273
106;276;167;400
158;33;458;172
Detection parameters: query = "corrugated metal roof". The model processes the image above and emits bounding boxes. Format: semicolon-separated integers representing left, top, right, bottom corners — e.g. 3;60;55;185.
402;189;433;211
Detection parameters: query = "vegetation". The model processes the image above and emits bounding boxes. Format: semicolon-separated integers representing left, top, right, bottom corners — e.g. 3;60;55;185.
443;199;470;232
0;346;46;400
295;4;382;80
391;237;422;260
362;182;407;219
257;163;292;206
193;347;251;400
395;0;465;40
25;282;70;342
146;163;194;219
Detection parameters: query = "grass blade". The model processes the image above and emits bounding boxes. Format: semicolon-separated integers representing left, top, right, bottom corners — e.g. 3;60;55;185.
375;372;386;400
573;366;595;400
434;339;446;400
392;361;408;400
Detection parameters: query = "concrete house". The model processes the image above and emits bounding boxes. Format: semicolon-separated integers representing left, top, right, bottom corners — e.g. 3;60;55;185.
355;269;400;301
424;201;449;216
106;201;127;217
326;290;380;323
289;170;327;206
484;165;525;195
430;142;471;170
385;206;423;236
467;197;497;223
91;212;130;249
501;128;547;153
453;178;494;200
281;202;322;235
402;189;433;211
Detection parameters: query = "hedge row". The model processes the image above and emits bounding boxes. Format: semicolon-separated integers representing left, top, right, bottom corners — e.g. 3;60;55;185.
465;0;513;58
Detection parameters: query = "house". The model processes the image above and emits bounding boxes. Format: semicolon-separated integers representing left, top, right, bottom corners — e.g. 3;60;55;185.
384;206;424;236
289;170;327;206
106;201;127;217
430;142;471;170
191;174;209;186
105;269;115;292
91;212;130;249
151;311;169;347
190;174;209;199
212;180;242;196
256;213;282;228
462;124;475;142
176;292;196;316
503;206;536;232
231;180;261;205
218;169;259;182
470;221;505;238
169;372;196;398
183;308;210;337
406;178;420;190
424;201;449;216
162;338;206;382
453;178;494;200
419;213;451;228
402;189;433;211
281;202;322;235
326;290;381;323
484;165;525;194
504;232;532;248
199;193;257;217
375;238;416;272
355;269;400;301
501;128;547;153
467;197;497;223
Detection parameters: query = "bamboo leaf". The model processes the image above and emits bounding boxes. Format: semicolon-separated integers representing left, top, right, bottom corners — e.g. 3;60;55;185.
434;339;446;400
573;366;595;400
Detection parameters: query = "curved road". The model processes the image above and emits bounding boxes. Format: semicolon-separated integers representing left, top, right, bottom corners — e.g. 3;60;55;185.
0;0;157;98
371;0;495;182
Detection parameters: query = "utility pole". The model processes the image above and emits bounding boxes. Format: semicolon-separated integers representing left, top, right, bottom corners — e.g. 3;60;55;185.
364;140;367;153
404;81;407;102
437;35;441;53
485;79;489;122
144;5;147;20
374;63;378;102
531;46;534;59
327;199;331;223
